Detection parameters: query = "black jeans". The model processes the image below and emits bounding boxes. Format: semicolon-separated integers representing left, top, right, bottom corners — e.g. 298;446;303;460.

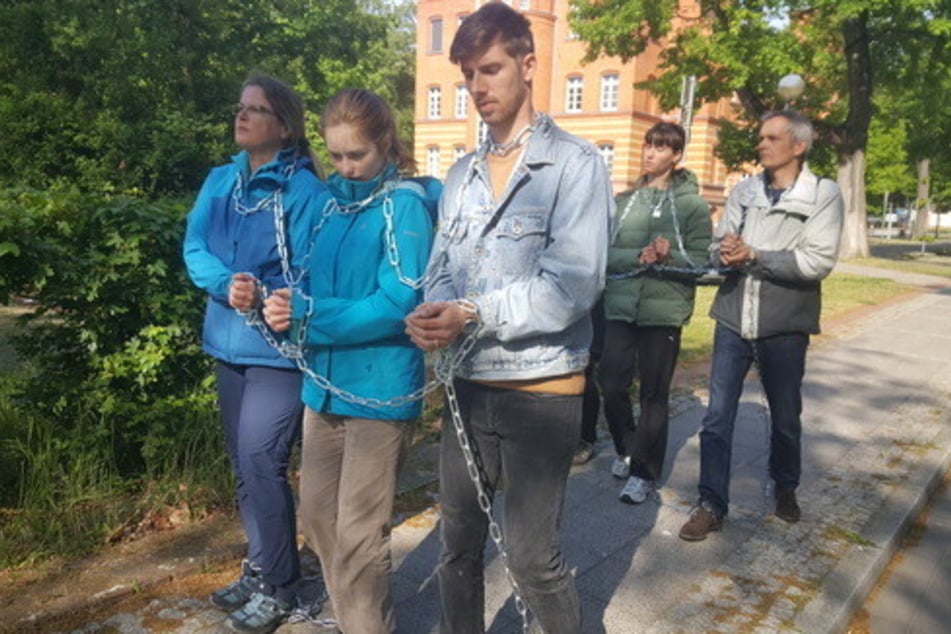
598;322;682;481
580;297;605;444
698;323;808;517
438;379;582;634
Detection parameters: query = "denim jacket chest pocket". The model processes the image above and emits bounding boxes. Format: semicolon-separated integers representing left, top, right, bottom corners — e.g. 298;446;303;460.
489;210;549;276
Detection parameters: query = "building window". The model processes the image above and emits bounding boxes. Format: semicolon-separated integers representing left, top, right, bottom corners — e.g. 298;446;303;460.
477;119;488;147
454;145;467;162
455;84;468;118
518;0;530;9
600;73;619;111
427;146;441;177
428;86;441;119
598;143;614;176
430;18;443;53
566;76;583;113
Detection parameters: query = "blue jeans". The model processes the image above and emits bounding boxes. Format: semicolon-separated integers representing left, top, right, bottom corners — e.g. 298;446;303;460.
217;362;303;591
438;379;581;634
698;324;808;517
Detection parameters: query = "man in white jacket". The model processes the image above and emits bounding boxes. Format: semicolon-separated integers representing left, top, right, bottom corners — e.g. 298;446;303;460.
680;110;844;541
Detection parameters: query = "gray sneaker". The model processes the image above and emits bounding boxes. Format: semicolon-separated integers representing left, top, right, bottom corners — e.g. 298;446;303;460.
610;455;631;479
210;560;260;612
619;475;653;504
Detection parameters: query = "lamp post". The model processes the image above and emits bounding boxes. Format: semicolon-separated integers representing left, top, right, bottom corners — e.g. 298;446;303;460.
777;73;805;108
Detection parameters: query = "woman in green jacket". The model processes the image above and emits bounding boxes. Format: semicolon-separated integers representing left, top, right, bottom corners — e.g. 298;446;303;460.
599;122;712;504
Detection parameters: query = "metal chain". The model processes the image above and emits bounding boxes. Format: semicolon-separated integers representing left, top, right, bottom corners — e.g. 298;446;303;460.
382;194;434;290
433;330;532;633
607;263;733;281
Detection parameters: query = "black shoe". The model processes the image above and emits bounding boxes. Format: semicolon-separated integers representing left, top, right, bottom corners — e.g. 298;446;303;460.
210;560;260;612
775;488;801;523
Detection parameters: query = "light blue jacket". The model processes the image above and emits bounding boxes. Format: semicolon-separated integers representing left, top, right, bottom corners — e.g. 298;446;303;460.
183;148;325;367
293;165;438;420
425;115;614;381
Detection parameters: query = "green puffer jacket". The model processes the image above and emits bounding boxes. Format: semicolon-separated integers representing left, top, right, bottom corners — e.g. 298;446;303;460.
604;169;712;327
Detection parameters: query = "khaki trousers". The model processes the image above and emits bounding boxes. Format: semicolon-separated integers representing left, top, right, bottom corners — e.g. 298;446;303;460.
300;408;413;634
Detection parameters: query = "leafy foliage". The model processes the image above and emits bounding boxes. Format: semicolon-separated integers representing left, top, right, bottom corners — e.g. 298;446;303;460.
0;0;416;195
568;0;951;255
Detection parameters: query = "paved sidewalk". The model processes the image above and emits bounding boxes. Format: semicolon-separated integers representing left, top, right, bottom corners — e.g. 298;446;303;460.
4;265;949;633
864;474;951;634
390;268;951;633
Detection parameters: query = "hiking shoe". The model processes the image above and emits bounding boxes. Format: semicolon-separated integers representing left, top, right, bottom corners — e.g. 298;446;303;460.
228;586;294;634
775;488;801;523
211;560;260;612
610;455;631;479
572;440;596;466
679;503;722;542
619;476;653;504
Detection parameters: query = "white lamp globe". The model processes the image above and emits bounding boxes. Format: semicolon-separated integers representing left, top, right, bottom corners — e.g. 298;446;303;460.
777;74;806;102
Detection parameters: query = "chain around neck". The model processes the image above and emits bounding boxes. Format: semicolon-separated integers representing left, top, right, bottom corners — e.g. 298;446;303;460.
486;118;538;157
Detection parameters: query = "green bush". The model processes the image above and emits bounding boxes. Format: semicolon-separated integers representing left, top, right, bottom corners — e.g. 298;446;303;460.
0;187;232;565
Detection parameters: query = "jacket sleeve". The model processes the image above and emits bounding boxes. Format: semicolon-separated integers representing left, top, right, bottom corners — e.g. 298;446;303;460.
669;196;712;271
605;193;640;275
300;198;434;346
183;170;233;301
752;180;844;282
476;149;614;341
710;183;748;268
424;163;464;304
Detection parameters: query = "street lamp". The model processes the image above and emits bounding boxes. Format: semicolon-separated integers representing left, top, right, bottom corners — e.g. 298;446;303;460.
777;73;805;108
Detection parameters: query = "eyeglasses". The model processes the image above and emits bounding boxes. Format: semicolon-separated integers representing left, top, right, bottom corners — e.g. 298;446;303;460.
233;103;277;118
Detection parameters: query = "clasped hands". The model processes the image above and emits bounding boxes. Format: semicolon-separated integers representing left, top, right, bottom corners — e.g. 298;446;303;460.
404;302;470;352
719;232;755;266
639;236;671;265
228;273;294;332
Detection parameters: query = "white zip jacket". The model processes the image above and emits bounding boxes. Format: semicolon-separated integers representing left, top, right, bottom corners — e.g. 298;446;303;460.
709;163;844;339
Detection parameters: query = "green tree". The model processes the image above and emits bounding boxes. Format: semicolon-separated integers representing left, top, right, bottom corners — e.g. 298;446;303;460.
569;0;951;258
0;0;415;195
865;115;916;214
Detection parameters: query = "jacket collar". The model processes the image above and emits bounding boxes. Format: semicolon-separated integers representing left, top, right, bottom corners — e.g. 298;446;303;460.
232;147;303;187
753;162;824;218
327;163;398;205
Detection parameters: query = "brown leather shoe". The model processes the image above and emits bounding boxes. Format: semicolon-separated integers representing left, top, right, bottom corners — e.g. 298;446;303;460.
679;503;722;541
775;488;801;523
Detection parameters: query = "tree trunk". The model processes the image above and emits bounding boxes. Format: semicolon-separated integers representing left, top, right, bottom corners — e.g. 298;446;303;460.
836;148;870;258
913;158;931;238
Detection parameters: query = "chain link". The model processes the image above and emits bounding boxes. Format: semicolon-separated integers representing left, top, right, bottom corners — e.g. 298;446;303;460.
435;329;532;631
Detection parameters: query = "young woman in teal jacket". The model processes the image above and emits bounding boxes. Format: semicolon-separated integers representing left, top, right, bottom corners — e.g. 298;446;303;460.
264;89;437;633
183;74;324;633
599;122;712;506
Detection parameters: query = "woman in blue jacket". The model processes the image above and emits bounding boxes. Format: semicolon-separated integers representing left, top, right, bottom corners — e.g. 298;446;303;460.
183;74;324;633
264;89;437;634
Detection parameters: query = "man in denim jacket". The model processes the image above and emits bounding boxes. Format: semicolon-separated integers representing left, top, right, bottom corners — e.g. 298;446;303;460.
405;4;612;632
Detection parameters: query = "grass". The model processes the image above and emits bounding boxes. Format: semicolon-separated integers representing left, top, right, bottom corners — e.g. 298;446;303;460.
846;237;951;280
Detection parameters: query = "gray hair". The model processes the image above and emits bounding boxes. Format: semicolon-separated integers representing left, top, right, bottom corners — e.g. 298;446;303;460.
761;109;814;155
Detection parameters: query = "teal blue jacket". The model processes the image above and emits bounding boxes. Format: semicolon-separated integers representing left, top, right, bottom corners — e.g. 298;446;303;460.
184;148;324;367
294;165;438;420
